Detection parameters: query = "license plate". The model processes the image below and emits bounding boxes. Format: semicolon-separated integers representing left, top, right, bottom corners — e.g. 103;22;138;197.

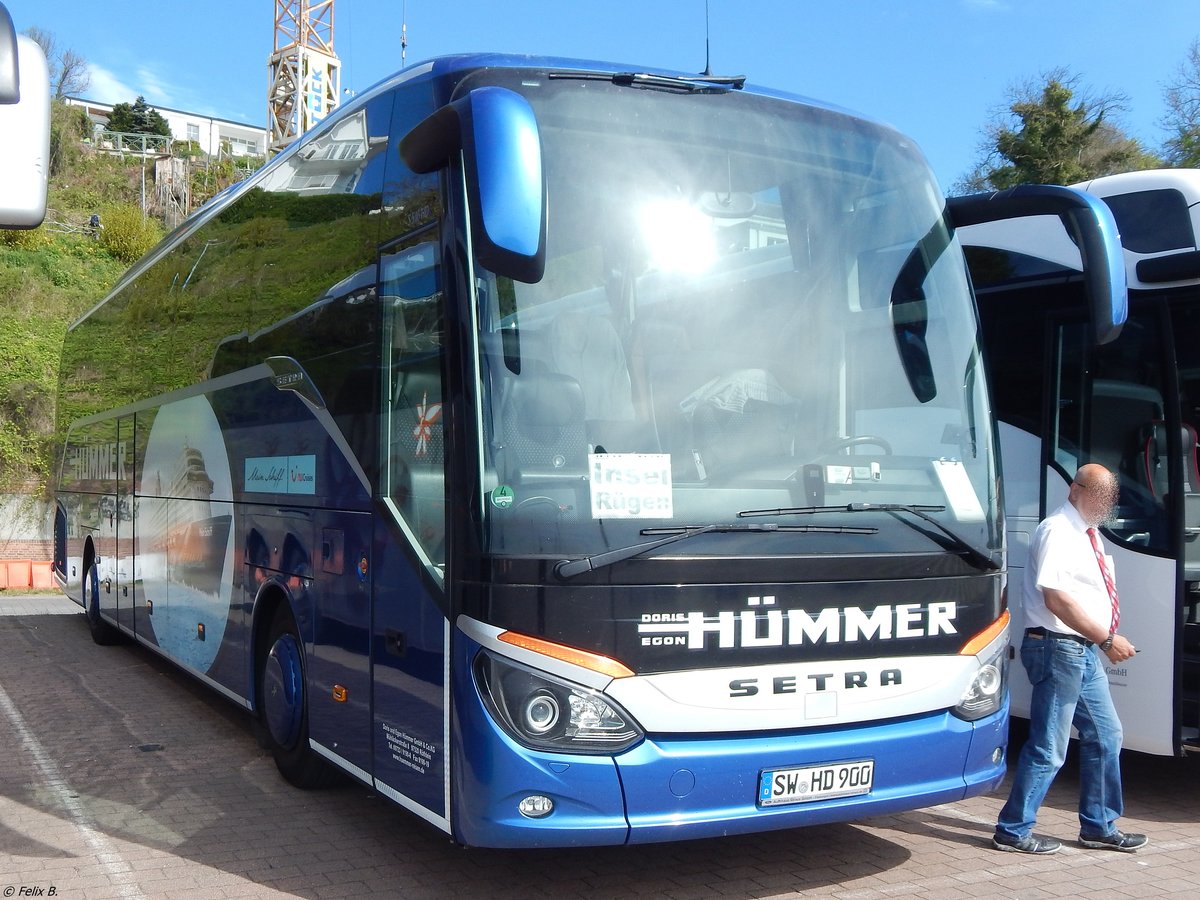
758;759;874;807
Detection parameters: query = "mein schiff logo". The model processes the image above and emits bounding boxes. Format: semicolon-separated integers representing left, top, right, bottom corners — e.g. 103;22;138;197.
637;596;958;649
245;454;317;495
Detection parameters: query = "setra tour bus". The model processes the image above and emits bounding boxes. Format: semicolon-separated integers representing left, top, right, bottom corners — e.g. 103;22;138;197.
961;167;1200;756
54;54;1122;847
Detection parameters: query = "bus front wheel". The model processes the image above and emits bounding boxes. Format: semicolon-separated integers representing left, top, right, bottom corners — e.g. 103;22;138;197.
258;604;330;788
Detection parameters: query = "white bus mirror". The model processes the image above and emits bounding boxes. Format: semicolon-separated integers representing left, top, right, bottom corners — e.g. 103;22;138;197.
0;2;18;103
0;22;51;229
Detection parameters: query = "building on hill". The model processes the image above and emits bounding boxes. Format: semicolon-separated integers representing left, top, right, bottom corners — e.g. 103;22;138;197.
64;97;267;158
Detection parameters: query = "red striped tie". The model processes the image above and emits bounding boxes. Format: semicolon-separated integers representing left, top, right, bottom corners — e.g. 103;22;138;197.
1087;527;1120;633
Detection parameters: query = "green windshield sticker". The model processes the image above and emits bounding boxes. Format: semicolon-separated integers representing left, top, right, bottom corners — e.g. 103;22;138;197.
491;485;515;509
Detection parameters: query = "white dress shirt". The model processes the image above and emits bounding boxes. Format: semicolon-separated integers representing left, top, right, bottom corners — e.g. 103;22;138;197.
1022;499;1115;638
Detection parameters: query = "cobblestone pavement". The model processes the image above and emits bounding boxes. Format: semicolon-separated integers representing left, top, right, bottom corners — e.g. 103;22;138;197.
2;596;1199;899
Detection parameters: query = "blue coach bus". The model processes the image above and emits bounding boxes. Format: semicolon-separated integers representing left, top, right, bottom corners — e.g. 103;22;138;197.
53;54;1122;847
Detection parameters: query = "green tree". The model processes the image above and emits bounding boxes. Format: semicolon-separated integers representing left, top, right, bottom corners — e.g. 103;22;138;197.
1163;38;1200;166
107;96;171;137
956;70;1161;194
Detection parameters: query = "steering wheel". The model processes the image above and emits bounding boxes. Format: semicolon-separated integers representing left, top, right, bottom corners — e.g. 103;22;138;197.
827;435;893;455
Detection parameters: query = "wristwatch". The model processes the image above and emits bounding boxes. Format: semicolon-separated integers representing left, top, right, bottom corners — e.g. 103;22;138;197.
1100;632;1115;651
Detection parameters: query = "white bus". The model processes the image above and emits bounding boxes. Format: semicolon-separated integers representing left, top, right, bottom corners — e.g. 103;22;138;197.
962;168;1200;755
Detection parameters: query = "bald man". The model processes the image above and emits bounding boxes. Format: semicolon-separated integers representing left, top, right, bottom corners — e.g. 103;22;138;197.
992;464;1147;854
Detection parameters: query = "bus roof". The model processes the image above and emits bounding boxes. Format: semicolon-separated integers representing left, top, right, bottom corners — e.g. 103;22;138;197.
960;168;1200;292
73;53;910;329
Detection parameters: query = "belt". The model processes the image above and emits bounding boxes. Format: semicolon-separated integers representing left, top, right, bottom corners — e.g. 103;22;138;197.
1026;626;1093;648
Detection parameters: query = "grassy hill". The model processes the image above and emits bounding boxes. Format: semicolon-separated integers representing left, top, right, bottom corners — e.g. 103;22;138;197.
0;102;249;494
0;232;126;492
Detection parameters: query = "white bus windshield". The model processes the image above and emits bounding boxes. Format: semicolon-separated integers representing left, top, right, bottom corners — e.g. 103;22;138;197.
467;76;997;559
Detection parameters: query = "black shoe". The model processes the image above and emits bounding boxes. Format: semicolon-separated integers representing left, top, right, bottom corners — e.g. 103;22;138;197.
1079;830;1148;852
992;832;1062;854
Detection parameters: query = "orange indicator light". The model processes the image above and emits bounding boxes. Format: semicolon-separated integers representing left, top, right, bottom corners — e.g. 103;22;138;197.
959;609;1010;656
497;631;635;678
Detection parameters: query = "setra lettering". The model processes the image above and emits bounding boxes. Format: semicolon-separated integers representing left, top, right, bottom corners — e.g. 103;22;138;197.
730;668;905;698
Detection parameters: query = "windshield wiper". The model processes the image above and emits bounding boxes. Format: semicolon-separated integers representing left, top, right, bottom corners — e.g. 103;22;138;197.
739;502;999;571
553;521;876;581
549;70;746;93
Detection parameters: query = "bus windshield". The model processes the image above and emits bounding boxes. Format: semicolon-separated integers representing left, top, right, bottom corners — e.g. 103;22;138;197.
465;74;997;559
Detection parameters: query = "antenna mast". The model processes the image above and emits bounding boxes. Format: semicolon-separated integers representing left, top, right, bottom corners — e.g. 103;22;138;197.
268;0;342;155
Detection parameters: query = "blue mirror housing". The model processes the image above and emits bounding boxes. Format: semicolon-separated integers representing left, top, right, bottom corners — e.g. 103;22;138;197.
1064;192;1128;344
463;87;545;277
948;184;1127;345
400;86;547;284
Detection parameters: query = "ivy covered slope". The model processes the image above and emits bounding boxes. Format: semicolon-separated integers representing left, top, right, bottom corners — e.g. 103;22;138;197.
0;232;126;493
0;104;160;493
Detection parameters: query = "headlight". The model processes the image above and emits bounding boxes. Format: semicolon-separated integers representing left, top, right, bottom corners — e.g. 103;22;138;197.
474;651;644;754
953;643;1008;721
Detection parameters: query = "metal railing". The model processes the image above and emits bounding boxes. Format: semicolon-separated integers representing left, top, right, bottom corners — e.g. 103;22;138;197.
92;128;172;157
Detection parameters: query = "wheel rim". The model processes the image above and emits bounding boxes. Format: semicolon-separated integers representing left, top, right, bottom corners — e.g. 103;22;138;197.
263;632;304;749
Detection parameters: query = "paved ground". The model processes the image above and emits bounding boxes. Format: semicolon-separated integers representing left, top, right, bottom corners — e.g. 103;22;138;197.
2;593;1199;899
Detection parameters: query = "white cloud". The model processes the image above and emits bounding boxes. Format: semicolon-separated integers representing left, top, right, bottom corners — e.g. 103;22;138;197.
134;65;178;108
84;58;251;122
84;59;179;106
85;60;212;116
84;62;138;105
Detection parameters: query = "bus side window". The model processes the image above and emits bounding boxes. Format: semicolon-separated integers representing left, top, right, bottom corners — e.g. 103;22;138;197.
1054;317;1168;550
381;233;446;573
1170;305;1200;591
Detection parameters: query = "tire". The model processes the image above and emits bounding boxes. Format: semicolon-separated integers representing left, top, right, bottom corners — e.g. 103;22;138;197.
258;603;331;788
83;556;121;646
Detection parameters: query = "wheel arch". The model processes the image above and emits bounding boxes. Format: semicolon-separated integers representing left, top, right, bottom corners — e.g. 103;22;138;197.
250;577;305;714
248;585;285;710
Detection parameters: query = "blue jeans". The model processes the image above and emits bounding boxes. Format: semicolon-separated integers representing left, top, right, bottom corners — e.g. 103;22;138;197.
995;633;1124;840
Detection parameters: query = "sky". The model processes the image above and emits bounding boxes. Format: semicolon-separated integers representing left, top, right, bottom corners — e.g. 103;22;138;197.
5;0;1198;189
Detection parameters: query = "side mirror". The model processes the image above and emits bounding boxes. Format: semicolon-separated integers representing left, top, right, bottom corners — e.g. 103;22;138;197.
0;2;18;103
0;19;51;229
400;86;546;283
948;184;1127;345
